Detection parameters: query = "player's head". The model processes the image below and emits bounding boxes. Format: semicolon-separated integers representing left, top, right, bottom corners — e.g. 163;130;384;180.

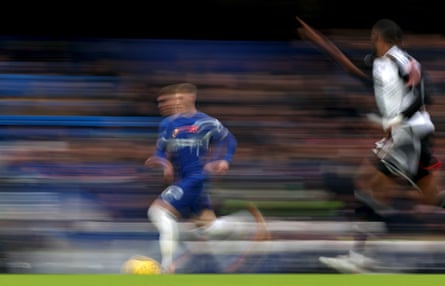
174;82;198;113
157;82;197;116
157;84;180;116
371;19;403;56
174;82;197;98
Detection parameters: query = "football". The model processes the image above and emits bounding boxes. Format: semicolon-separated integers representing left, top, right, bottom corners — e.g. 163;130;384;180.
121;255;162;275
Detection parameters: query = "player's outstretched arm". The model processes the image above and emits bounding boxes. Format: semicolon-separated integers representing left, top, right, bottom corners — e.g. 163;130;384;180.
296;16;370;81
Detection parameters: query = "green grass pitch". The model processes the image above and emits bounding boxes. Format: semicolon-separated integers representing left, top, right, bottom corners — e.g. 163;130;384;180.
1;274;445;286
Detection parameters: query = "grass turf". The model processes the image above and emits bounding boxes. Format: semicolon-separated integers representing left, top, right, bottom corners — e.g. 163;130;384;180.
1;274;444;286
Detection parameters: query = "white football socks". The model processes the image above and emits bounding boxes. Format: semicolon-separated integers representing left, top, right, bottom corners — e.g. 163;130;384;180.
201;215;246;240
148;205;178;272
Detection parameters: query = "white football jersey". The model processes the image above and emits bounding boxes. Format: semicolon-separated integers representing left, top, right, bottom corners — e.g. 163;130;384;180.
372;46;414;118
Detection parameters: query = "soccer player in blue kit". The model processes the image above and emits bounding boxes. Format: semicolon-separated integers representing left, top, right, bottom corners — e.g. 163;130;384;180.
145;83;268;273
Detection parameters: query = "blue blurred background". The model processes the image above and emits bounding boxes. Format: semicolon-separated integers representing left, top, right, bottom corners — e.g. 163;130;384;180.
0;0;444;274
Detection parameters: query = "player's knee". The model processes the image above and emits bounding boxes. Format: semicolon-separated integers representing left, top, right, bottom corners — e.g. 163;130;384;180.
148;197;179;220
148;204;179;236
194;209;217;228
148;203;175;223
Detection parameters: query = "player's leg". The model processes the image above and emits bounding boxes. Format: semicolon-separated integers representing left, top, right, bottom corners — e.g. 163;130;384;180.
191;199;269;273
354;156;400;213
147;197;180;273
320;157;396;273
319;192;384;273
416;136;443;206
194;201;269;241
319;210;383;273
245;202;270;241
192;199;246;240
320;151;430;273
148;181;197;274
355;135;424;211
416;170;442;205
149;178;214;273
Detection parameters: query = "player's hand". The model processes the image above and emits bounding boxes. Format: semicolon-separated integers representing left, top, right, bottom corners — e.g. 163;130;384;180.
374;137;388;150
382;114;403;131
145;156;168;168
145;156;174;183
204;160;230;175
162;166;174;184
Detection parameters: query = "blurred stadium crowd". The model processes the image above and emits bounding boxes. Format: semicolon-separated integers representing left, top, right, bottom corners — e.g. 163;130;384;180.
0;31;445;273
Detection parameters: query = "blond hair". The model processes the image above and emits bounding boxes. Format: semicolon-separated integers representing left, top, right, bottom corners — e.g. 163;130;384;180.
158;84;178;96
159;82;197;96
174;82;197;95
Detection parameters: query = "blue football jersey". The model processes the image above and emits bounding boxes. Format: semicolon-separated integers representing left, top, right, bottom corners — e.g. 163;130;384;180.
155;112;237;178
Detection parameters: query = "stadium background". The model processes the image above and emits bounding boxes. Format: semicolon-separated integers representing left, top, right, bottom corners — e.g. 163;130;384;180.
0;0;445;274
0;0;443;40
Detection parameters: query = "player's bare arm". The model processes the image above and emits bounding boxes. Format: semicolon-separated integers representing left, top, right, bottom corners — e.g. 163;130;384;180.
145;156;174;183
204;160;230;175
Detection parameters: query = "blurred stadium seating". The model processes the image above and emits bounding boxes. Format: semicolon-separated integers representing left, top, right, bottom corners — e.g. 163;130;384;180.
0;33;445;273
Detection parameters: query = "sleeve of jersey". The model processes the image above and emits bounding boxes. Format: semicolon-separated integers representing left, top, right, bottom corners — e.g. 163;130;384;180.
213;127;238;164
400;88;423;119
222;131;237;163
400;60;424;119
388;53;424;119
